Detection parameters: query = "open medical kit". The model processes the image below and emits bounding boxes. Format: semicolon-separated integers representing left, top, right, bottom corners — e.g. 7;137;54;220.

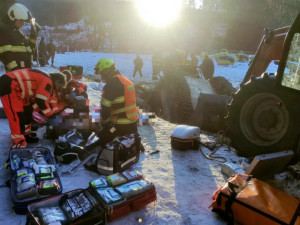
27;188;107;225
88;169;156;222
26;169;156;224
9;147;63;214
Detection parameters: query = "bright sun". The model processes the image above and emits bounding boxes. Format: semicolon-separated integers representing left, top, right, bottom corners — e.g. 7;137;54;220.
136;0;182;27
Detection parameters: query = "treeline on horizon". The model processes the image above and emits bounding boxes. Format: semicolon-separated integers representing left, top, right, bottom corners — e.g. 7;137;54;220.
4;0;300;52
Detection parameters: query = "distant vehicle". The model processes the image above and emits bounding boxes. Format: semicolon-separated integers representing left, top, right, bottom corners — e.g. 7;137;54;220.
226;11;300;158
236;52;249;62
214;49;236;65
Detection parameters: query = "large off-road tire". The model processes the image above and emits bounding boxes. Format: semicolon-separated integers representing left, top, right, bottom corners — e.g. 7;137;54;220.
227;73;300;157
160;71;194;123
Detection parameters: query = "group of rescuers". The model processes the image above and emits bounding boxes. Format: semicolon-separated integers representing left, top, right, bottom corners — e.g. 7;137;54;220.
0;3;139;150
0;3;212;151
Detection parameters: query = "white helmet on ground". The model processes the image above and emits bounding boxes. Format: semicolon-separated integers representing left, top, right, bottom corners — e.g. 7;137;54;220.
7;3;32;22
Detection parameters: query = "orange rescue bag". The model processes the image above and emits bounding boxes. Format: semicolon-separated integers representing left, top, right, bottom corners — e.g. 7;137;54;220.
211;174;300;225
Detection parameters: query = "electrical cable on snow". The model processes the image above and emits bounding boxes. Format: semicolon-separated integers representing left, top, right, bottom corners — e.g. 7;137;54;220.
199;143;227;163
198;130;230;163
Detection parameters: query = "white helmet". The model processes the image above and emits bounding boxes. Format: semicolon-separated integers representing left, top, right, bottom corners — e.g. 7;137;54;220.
7;3;32;22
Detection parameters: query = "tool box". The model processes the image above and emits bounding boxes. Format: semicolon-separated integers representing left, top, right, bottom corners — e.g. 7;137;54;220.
9;147;63;214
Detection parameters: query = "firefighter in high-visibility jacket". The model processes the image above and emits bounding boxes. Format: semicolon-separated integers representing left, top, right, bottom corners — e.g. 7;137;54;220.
0;69;66;148
94;58;139;146
0;3;39;72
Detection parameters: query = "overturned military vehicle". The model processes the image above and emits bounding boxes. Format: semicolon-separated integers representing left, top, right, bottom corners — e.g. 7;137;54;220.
135;54;235;132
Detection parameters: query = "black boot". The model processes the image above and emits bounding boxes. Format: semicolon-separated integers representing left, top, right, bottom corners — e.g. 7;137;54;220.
25;134;39;143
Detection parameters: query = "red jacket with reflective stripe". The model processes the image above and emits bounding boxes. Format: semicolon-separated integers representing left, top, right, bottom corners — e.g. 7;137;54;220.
50;90;67;113
5;68;55;117
50;90;59;114
66;78;86;95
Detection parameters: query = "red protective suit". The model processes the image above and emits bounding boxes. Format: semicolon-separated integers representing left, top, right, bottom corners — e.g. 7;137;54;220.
50;90;68;113
66;78;87;98
0;68;57;148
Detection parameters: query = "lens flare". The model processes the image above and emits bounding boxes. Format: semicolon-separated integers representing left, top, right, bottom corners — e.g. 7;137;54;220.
136;0;181;27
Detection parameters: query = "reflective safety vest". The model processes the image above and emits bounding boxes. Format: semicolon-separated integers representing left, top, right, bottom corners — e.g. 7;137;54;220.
104;74;139;125
6;69;54;117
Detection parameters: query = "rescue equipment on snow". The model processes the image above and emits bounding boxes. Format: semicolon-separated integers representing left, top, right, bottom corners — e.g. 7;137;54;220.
107;173;127;186
171;125;200;150
27;189;106;225
211;174;300;225
9;147;63;214
59;65;83;80
96;133;141;175
27;170;156;224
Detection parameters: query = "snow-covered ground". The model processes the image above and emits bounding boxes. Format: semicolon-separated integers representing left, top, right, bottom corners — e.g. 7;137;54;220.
1;52;299;225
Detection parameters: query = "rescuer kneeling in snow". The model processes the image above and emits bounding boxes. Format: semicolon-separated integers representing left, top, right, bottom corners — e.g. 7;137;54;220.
0;69;66;149
94;58;139;146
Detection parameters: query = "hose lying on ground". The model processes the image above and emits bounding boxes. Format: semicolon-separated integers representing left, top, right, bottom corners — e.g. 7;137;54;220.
197;131;230;163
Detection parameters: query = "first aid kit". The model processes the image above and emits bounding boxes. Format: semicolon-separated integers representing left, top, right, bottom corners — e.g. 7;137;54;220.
9;147;63;214
27;170;157;224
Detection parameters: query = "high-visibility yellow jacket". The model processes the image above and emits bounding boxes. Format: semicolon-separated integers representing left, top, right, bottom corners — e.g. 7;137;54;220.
101;73;139;125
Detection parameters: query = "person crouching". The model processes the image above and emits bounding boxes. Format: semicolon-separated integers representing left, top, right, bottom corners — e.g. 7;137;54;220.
94;58;139;146
0;69;66;149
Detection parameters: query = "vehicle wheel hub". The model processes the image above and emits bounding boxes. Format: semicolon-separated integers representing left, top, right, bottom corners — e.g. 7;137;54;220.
240;93;289;146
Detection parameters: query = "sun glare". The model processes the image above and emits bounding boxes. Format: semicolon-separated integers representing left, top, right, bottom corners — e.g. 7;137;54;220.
136;0;182;27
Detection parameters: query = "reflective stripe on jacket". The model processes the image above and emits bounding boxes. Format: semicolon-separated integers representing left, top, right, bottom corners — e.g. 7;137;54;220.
111;74;138;124
0;27;33;72
101;74;138;125
50;90;59;114
5;68;54;117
